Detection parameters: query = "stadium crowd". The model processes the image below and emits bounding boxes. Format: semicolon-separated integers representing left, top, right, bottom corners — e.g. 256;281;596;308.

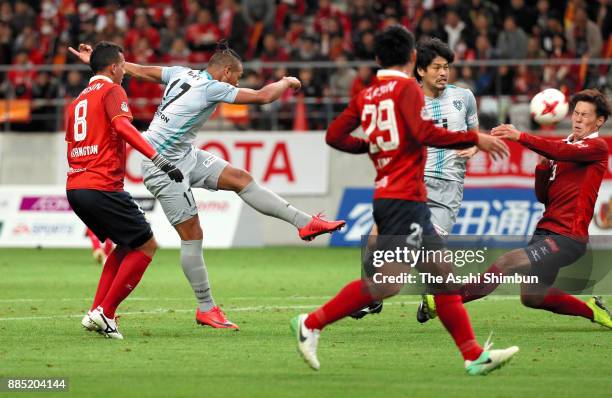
0;0;610;131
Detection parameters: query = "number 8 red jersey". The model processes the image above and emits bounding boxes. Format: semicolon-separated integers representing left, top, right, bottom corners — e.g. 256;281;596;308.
65;75;133;191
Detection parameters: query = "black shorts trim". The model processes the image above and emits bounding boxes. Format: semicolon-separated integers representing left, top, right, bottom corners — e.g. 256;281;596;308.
67;189;153;249
524;228;587;285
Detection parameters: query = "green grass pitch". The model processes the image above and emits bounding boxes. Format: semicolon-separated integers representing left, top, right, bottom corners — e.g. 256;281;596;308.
0;247;610;398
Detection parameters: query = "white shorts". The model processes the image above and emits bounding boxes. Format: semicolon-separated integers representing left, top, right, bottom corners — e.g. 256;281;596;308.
142;147;229;225
424;176;464;237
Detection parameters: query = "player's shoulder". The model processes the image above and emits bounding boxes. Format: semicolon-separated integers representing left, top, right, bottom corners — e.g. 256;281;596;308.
446;84;475;98
587;135;609;149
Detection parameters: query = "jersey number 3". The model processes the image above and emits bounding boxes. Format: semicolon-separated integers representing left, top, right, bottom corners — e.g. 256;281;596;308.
74;99;87;142
361;99;400;153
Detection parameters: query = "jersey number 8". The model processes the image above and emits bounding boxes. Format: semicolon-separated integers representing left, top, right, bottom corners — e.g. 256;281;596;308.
361;99;400;154
74;99;87;142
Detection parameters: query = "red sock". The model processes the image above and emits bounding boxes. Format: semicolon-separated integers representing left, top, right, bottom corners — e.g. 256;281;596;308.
103;239;114;257
305;279;373;330
87;229;102;251
536;287;593;319
90;248;127;311
460;265;503;303
99;250;152;318
435;295;483;361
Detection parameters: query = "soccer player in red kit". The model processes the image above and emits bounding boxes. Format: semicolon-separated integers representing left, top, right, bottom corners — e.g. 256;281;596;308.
66;42;184;339
290;26;519;375
418;89;612;329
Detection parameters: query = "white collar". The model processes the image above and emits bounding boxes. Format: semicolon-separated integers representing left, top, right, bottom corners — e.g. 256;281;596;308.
89;75;113;84
565;131;599;143
376;69;411;79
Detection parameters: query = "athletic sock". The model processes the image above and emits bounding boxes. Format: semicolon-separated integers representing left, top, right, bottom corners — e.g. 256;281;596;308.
99;250;151;318
460;264;504;303
536;287;594;319
304;279;373;330
181;239;215;312
237;180;311;228
434;295;483;361
91;248;127;311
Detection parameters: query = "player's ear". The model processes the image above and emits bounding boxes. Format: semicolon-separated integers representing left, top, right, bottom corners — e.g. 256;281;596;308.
595;116;604;129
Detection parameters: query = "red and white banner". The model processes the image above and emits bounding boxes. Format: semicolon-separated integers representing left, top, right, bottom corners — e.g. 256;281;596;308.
124;132;329;194
465;136;612;187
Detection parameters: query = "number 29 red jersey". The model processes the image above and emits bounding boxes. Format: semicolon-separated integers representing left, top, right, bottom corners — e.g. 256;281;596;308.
65;75;133;192
327;70;478;201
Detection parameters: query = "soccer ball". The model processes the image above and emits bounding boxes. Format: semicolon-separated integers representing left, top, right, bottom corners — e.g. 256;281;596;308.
530;88;569;125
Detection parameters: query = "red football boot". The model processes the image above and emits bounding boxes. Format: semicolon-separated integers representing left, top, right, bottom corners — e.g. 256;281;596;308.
298;214;346;241
196;307;239;330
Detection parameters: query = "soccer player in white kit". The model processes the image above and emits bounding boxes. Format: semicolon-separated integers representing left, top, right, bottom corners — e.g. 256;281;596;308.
70;42;345;329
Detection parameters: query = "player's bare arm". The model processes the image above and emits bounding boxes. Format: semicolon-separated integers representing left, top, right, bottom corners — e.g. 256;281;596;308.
456;128;480;159
69;43;163;83
233;77;301;105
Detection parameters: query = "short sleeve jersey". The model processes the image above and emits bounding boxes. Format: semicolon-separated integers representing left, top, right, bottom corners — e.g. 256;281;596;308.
424;85;478;182
143;66;239;161
65;75;133;191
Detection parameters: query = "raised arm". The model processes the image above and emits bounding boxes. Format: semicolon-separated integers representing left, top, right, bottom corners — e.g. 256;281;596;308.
69;44;163;83
325;97;369;154
492;124;609;162
233;77;301;104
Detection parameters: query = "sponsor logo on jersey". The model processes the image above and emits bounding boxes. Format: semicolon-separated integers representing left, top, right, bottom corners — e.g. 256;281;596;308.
121;102;129;112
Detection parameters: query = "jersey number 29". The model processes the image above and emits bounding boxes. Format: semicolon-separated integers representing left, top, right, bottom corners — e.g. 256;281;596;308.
361;99;400;153
74;99;87;142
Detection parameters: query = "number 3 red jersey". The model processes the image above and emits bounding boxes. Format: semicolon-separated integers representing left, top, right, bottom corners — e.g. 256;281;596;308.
65;75;133;191
526;132;608;240
327;70;478;201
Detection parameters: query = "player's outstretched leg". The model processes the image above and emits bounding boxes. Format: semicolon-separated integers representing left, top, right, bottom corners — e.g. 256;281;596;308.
521;286;612;329
175;217;238;330
217;166;345;241
291;279;375;370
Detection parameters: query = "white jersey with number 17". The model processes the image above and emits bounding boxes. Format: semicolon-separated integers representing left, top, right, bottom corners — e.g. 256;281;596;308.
143;66;239;161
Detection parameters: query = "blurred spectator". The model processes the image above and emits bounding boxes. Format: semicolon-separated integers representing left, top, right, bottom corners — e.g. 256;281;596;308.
350;66;376;97
454;65;476;92
31;72;60;131
565;6;603;58
469;0;500;31
543;34;576;90
159;10;184;55
243;0;276;28
292;34;322;63
259;32;289;80
127;37;158;65
416;13;447;43
328;54;356;98
354;30;375;60
0;2;12;25
505;0;536;34
78;17;98;46
64;71;85;98
284;14;306;47
473;34;495;95
541;17;565;54
12;1;35;34
471;11;497;50
125;9;160;52
349;0;378;30
298;67;325;130
7;50;34;99
97;9;125;43
96;1;129;32
496;15;528;59
401;0;426;32
163;38;191;64
443;9;470;54
218;0;249;57
186;8;222;62
0;22;11;65
514;64;540;96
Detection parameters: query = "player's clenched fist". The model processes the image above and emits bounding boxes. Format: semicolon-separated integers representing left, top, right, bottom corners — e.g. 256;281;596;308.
475;133;509;161
282;76;301;91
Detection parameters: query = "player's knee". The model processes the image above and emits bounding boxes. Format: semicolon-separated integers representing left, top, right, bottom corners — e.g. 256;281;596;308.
520;294;543;308
222;167;253;192
138;237;158;258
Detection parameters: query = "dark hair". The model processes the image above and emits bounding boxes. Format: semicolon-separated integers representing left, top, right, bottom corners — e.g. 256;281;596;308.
415;37;455;81
374;25;415;68
90;41;123;73
208;40;241;70
570;89;611;122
